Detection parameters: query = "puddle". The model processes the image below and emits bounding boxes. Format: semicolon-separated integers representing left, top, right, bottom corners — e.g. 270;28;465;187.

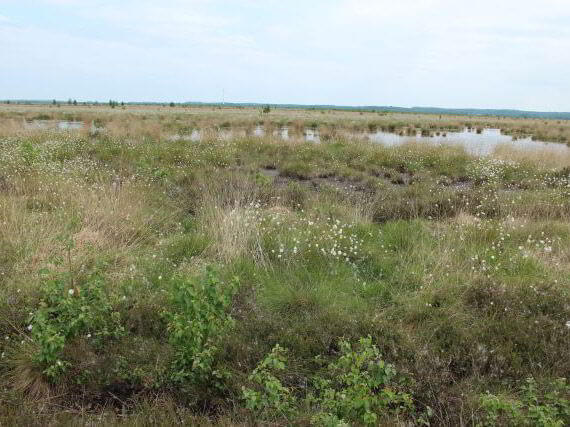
303;128;320;143
168;129;203;142
276;126;289;140
58;121;83;130
254;125;265;137
259;167;279;177
167;125;569;156
25;120;85;130
18;119;570;156
365;128;570;156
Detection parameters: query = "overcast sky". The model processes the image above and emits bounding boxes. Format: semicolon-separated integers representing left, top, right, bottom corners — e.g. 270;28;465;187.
1;0;569;111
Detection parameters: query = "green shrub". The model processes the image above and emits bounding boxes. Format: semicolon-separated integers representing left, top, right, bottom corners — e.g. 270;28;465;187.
29;271;124;381
242;344;296;419
308;336;414;425
242;337;415;425
163;269;238;388
478;378;569;426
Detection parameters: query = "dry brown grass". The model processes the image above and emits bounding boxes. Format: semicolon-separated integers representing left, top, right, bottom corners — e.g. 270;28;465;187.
197;173;268;264
452;211;481;226
2;103;569;145
493;143;570;169
0;172;175;289
3;341;53;400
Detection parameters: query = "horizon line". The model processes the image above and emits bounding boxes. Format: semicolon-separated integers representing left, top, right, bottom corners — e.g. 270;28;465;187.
3;99;570;117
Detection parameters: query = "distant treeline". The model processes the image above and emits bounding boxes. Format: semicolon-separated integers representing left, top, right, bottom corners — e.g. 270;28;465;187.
4;99;570;120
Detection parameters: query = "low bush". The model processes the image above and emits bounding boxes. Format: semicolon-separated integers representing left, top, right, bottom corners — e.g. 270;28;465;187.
243;337;416;425
28;270;123;381
478;378;569;426
163;269;238;389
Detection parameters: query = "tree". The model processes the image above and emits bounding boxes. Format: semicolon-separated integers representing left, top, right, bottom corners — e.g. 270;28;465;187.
73;100;77;106
52;99;57;105
170;102;175;107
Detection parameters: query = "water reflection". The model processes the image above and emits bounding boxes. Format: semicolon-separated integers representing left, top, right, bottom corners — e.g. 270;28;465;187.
303;128;320;142
275;126;289;140
166;125;569;156
253;125;265;137
19;119;570;156
366;128;570;156
25;120;84;130
58;121;83;130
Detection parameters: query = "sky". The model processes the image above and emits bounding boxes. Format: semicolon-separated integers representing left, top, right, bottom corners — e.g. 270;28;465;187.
1;0;569;111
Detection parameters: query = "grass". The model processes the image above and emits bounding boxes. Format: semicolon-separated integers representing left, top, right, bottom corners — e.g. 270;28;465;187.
2;103;570;146
0;107;569;425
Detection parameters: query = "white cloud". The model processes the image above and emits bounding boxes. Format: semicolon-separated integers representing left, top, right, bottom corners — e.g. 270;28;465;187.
1;0;569;110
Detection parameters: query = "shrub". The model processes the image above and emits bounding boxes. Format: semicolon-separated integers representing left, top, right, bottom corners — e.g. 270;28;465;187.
163;269;238;388
28;271;124;381
242;344;296;419
308;336;414;425
478;378;569;426
242;337;415;425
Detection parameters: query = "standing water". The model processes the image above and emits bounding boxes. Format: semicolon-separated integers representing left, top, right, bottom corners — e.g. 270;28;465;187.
167;125;569;156
25;120;85;130
253;125;265;137
366;128;570;156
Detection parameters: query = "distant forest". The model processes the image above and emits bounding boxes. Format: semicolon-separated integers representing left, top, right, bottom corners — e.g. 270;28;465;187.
4;99;570;120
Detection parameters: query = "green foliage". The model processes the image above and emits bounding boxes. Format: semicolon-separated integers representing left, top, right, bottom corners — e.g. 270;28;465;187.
242;344;297;419
29;271;124;380
308;336;414;425
163;269;238;387
242;337;415;425
20;141;41;166
478;378;569;427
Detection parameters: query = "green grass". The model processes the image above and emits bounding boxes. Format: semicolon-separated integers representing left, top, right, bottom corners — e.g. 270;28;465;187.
0;116;569;425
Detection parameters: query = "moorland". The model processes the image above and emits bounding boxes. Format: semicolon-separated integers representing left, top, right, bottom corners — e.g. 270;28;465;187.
0;104;569;425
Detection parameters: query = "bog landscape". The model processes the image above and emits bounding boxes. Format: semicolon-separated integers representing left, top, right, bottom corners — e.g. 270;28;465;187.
0;103;568;425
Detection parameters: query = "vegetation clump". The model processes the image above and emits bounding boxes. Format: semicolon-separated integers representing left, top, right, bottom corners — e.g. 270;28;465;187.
163;269;238;388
